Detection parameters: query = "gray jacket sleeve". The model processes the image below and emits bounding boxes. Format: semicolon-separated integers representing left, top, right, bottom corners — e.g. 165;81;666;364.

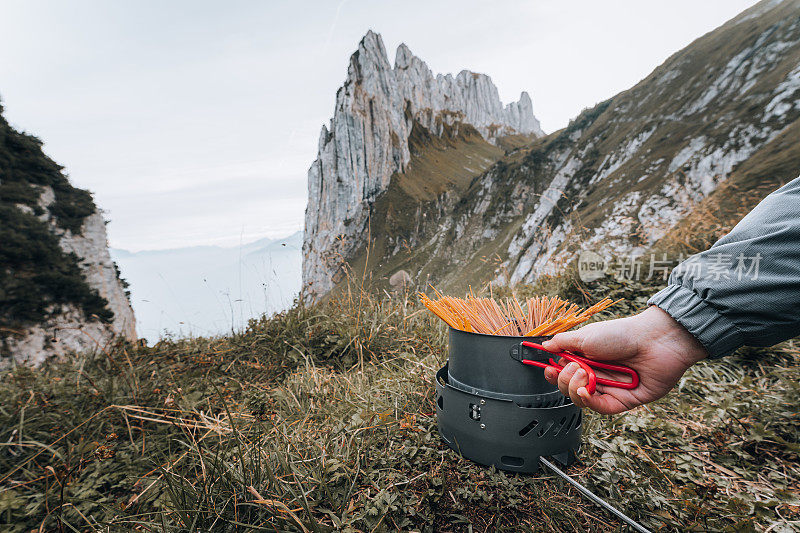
648;176;800;358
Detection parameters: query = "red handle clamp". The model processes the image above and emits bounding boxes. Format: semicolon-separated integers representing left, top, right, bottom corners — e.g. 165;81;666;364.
520;341;639;395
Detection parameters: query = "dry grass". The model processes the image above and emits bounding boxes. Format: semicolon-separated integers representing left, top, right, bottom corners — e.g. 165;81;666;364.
1;275;799;532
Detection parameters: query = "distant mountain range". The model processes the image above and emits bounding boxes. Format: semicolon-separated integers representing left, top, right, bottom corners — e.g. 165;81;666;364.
112;231;302;342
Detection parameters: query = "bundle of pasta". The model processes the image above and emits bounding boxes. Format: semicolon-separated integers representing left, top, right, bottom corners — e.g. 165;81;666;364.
419;290;620;336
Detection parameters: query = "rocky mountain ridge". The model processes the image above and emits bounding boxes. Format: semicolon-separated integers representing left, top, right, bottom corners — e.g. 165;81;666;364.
0;105;136;367
498;0;800;284
304;0;800;296
302;30;543;300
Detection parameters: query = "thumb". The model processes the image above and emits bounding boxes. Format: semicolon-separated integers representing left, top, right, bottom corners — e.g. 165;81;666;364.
540;319;636;362
541;330;584;354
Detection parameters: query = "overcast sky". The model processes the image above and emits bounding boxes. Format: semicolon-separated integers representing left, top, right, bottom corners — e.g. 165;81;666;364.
0;0;759;251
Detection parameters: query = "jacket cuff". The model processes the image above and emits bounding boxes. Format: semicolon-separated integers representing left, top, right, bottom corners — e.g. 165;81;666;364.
647;284;745;358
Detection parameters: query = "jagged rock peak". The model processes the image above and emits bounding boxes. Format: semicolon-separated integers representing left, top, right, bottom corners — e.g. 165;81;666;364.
302;30;543;301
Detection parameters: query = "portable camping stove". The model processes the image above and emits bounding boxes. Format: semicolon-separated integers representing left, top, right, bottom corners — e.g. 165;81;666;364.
434;327;650;532
435;327;638;473
435;328;580;473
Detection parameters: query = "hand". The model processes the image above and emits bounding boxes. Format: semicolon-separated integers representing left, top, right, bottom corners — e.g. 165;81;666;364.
542;305;708;414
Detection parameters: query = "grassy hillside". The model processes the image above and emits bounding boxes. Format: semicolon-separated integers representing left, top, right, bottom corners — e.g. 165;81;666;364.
1;275;798;531
4;2;800;529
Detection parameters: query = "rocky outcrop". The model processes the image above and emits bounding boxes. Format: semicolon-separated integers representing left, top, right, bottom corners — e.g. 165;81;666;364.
0;109;136;368
302;30;543;301
3;192;136;368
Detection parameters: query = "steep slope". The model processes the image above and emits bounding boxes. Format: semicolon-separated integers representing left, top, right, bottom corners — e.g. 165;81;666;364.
500;0;800;282
302;30;543;300
338;0;800;293
0;101;135;367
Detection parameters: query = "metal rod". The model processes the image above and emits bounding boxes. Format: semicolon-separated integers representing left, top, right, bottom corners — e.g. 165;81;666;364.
539;457;653;533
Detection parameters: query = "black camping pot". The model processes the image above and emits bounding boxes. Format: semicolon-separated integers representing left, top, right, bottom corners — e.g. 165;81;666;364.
435;327;582;473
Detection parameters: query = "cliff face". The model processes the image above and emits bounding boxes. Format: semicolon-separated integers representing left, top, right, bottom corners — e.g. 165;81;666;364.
302;31;542;300
0;106;135;367
306;0;800;295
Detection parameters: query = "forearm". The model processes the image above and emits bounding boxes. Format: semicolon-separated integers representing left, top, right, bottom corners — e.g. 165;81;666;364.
649;176;800;358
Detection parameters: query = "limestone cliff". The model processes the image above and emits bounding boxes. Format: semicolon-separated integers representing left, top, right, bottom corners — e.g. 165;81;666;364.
0;104;135;367
302;31;542;300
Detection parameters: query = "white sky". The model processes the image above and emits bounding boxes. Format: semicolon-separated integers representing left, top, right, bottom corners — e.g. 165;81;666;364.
0;0;759;251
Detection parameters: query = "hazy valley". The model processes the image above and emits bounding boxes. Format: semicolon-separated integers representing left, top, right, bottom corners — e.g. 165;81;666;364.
111;232;301;341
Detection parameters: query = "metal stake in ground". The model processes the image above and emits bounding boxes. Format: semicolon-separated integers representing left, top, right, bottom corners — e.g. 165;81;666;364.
539;457;653;533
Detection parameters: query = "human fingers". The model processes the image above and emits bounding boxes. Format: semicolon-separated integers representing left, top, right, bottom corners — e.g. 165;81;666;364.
568;368;590;408
542;329;583;354
544;366;559;385
557;362;580;397
579;389;633;415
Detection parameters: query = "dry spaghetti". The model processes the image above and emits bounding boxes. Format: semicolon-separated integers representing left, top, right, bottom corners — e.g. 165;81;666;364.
419;289;620;336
